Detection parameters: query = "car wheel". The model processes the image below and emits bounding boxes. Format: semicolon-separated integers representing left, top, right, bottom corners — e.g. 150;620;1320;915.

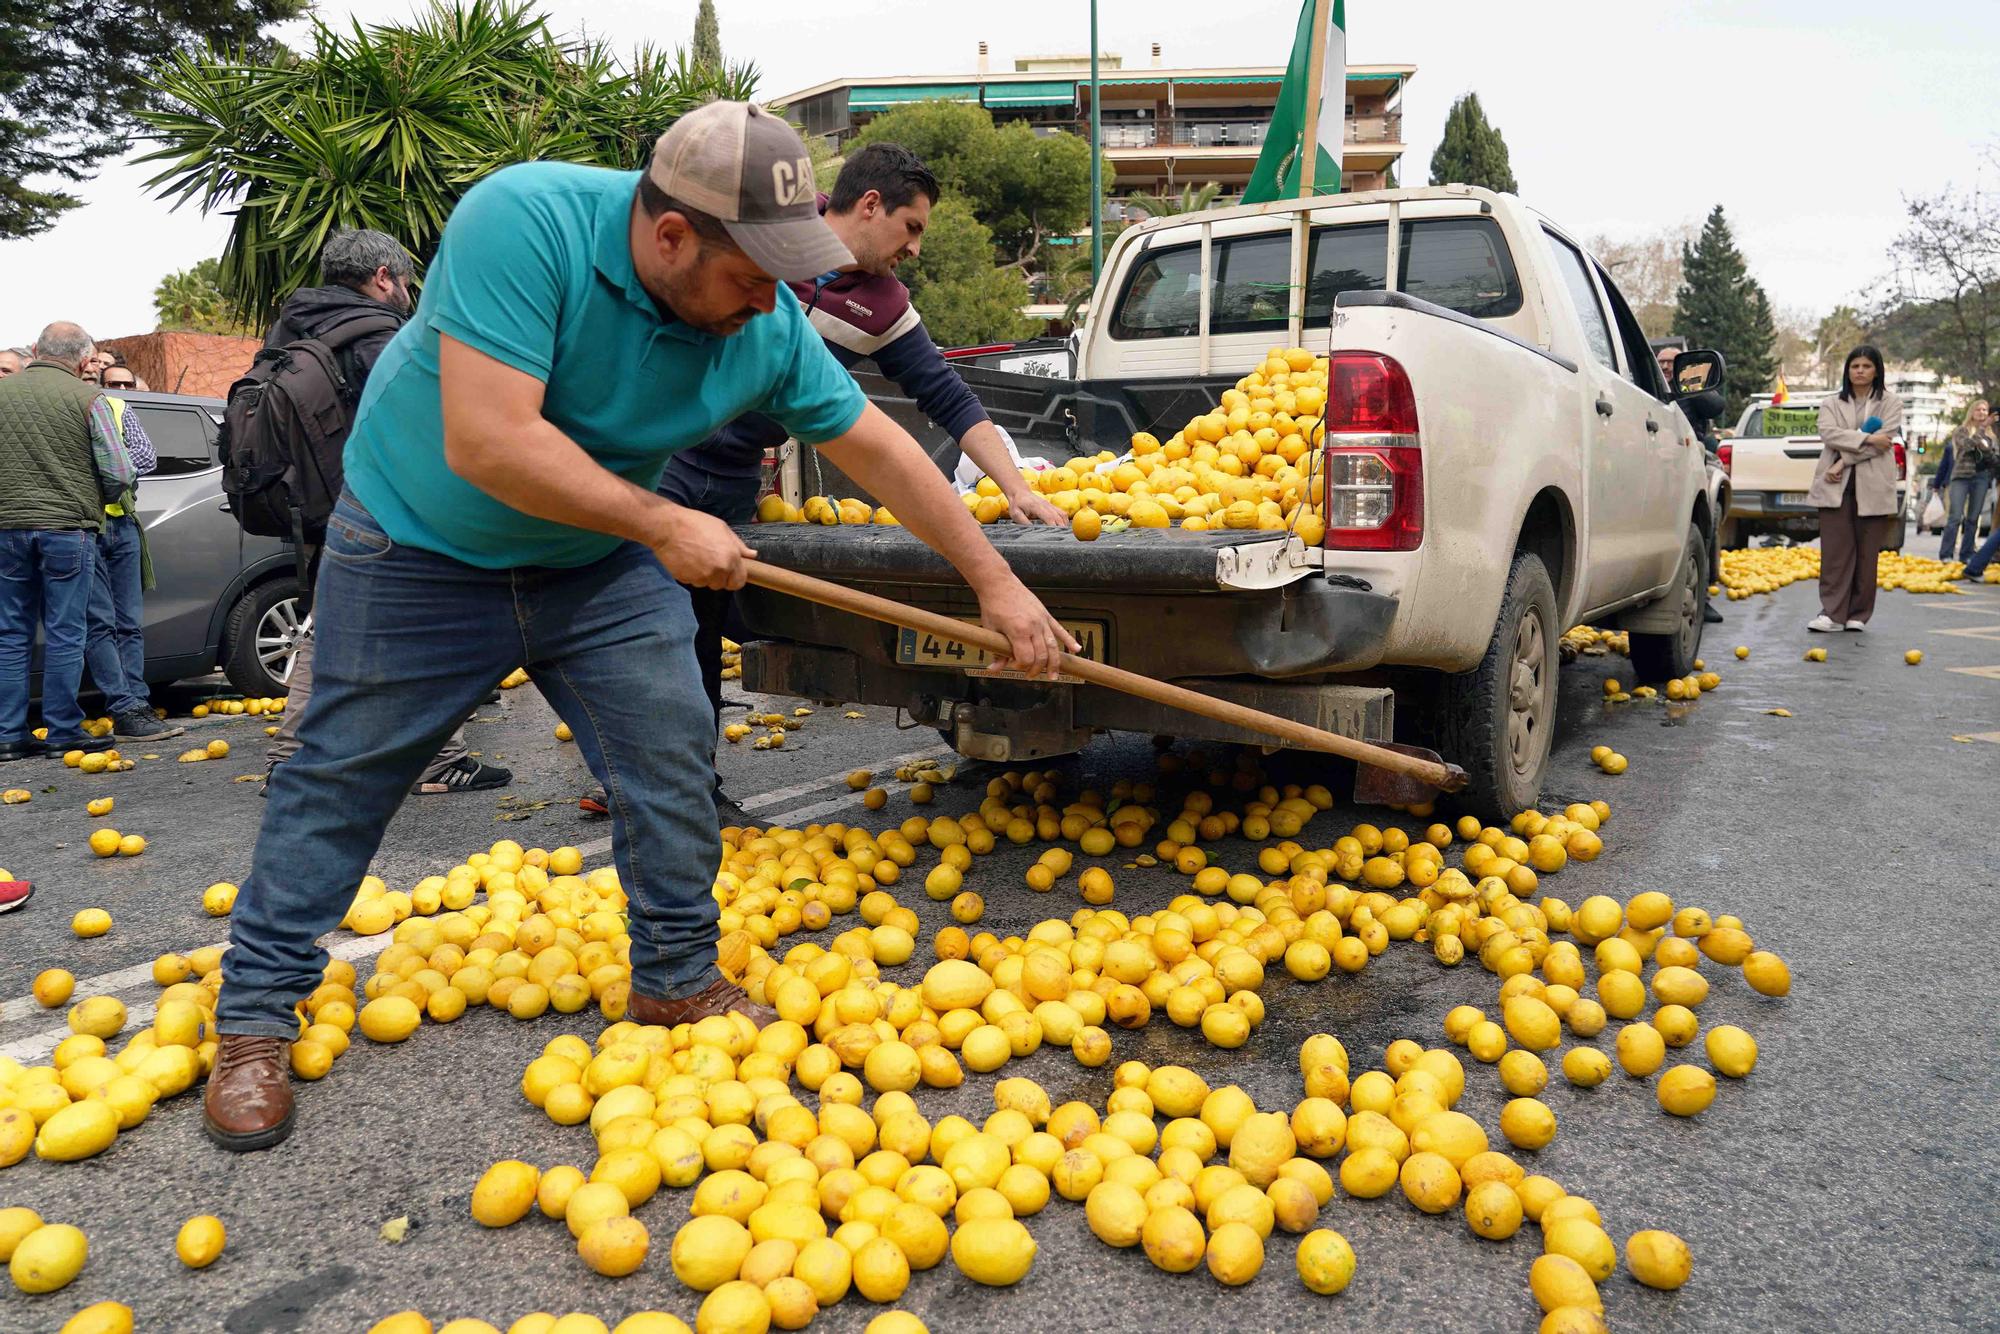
1718;516;1744;549
223;578;312;698
1886;514;1908;552
1629;527;1706;681
1422;551;1558;818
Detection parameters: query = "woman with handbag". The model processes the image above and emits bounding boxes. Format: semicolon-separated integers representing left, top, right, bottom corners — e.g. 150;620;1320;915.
1937;399;1996;560
1807;345;1904;632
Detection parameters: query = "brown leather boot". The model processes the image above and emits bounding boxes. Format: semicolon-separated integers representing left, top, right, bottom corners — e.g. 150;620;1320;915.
628;976;775;1028
203;1034;296;1151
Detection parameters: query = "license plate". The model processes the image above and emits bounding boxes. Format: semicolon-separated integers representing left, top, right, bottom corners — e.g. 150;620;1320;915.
896;619;1107;668
1778;492;1811;506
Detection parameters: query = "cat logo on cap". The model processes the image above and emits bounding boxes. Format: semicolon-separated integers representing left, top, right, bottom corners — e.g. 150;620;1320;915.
771;159;815;207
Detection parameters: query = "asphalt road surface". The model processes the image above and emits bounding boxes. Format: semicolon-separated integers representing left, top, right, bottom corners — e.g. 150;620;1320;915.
3;577;1998;1334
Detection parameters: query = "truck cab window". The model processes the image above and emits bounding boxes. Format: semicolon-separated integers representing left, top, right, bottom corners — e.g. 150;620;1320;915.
1542;230;1617;371
1112;216;1523;341
1593;262;1667;398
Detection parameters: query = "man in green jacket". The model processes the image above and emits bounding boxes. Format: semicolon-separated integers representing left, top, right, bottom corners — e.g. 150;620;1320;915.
0;323;137;762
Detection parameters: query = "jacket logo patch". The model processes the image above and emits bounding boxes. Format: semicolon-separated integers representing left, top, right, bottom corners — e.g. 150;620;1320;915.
845;299;874;318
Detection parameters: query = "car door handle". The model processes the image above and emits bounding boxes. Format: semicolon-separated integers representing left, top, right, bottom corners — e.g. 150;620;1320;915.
1645;417;1661;434
1595;396;1614;417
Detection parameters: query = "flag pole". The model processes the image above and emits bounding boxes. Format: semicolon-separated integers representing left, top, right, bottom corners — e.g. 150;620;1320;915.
1287;0;1333;345
1089;0;1103;286
1296;0;1333;197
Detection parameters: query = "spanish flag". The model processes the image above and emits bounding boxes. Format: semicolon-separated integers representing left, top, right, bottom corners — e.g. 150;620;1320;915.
1771;373;1788;407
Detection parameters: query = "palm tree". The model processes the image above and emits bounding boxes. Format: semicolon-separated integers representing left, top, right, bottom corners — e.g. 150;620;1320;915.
139;0;758;324
1125;182;1225;221
153;258;249;333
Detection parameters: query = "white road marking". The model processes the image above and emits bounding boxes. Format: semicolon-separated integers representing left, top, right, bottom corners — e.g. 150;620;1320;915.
0;742;956;1062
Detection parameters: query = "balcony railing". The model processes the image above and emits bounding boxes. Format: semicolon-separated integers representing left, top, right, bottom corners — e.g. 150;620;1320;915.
1098;111;1401;152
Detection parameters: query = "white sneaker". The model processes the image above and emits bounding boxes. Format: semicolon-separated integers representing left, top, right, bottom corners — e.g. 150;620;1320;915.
1806;615;1841;632
1845;620;1866;632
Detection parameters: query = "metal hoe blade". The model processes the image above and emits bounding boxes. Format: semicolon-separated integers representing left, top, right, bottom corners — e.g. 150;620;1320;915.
1351;741;1470;807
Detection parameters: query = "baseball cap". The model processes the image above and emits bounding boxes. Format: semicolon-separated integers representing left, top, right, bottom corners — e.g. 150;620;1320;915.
648;101;853;282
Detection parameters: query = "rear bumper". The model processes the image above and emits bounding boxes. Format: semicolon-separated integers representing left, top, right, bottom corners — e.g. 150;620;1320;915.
1729;484;1907;529
736;523;1401;679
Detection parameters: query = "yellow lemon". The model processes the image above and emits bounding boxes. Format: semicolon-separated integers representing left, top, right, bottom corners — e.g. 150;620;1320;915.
1656;1065;1716;1117
72;908;113;937
33;968;76;1007
1625;1229;1693;1289
358;996;421;1043
671;1215;753;1292
471;1161;541;1227
176;1214;227;1268
9;1222;88;1293
577;1216;649;1277
1294;1227;1356;1294
0;1207;43;1261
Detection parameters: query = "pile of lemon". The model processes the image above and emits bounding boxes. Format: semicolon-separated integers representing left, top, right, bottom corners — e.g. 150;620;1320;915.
1721;545;1969;599
6;741;1792;1334
190;696;286;720
755;349;1336;546
721;638;744;683
1562;627;1628;658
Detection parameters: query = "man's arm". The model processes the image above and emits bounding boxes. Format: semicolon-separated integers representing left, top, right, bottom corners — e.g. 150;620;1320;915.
120;407;155;476
816;403;1077;676
955;422;1065;525
86;395;138;497
437;334;752;590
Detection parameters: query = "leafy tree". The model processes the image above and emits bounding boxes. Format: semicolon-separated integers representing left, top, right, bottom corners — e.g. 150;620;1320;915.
1882;163;2000;402
1673;205;1778;421
140;0;757;324
851;101;1110;271
1427;92;1517;194
1127;182;1222;220
1586;223;1695;339
153;258;252;334
0;0;303;239
692;0;721;72
899;199;1036;348
1814;304;1870;382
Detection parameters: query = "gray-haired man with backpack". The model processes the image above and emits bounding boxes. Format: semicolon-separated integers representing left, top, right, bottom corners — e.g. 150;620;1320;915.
257;230;511;795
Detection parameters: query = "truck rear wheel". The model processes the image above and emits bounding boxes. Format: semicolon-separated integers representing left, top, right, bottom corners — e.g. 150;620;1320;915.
1430;551;1558;817
1628;526;1706;682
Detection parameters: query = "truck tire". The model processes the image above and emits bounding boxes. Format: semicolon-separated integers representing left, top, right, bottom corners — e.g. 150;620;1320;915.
1885;514;1908;553
222;577;311;699
1628;527;1706;682
1717;515;1744;550
1430;552;1559;818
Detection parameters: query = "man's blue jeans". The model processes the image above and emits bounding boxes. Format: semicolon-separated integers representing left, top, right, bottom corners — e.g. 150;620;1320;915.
0;528;95;745
84;516;148;715
1940;476;1991;560
218;496;724;1036
1963;520;2000;580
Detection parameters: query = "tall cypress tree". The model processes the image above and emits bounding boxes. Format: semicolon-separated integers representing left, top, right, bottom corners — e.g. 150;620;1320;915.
1427;93;1517;193
692;0;722;72
1673;205;1778;421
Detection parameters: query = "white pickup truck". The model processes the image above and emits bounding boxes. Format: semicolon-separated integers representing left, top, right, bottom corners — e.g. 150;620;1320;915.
742;185;1725;814
1719;393;1909;551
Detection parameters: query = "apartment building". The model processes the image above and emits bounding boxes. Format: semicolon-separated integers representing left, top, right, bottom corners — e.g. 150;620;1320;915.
774;44;1415;211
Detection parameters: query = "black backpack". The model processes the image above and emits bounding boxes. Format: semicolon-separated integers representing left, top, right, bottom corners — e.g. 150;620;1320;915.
219;312;403;547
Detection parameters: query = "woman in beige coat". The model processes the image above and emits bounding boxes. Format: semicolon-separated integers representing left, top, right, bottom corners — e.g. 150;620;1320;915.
1807;344;1903;631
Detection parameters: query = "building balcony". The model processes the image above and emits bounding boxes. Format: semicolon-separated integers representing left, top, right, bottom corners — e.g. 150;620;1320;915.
1097;112;1400;151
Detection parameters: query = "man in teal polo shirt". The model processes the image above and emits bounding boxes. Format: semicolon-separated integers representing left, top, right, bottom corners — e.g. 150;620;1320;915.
205;102;1074;1151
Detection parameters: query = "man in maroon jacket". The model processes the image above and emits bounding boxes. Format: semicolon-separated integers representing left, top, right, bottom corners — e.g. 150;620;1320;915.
583;143;1063;821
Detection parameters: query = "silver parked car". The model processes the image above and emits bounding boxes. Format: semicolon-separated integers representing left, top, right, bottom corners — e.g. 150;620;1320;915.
120;391;307;698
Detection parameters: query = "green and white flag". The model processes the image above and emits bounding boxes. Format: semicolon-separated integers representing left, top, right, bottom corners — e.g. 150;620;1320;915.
1242;0;1345;203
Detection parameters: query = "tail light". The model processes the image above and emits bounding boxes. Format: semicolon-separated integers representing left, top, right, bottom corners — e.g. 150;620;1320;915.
1319;352;1422;552
1892;442;1907;477
1717;443;1733;474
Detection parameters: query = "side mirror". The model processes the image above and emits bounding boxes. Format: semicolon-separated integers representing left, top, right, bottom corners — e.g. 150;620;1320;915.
1669;349;1726;399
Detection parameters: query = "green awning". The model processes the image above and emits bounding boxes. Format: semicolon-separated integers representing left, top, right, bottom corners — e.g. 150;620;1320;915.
848;84;980;112
983;80;1077;107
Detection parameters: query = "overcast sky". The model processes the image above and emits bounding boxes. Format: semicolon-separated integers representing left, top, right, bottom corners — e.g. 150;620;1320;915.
4;0;1994;344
